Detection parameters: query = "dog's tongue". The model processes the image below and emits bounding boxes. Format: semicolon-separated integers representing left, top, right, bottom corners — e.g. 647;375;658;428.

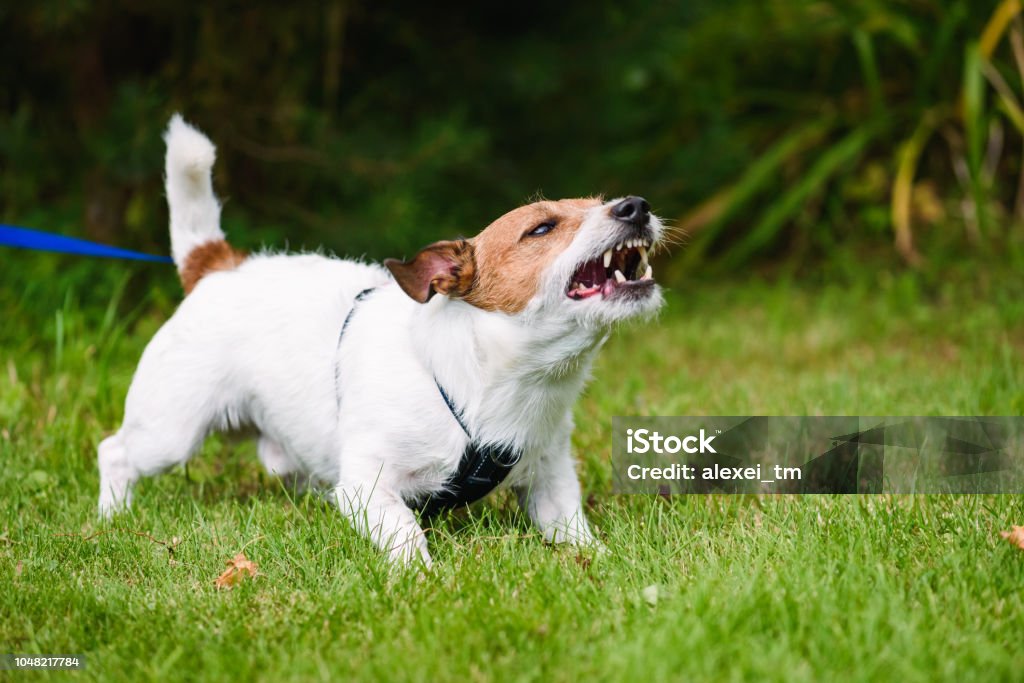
601;279;615;297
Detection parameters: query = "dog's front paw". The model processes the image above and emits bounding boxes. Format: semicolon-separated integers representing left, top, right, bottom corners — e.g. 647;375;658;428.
386;539;433;572
97;482;133;519
97;434;135;518
541;517;598;547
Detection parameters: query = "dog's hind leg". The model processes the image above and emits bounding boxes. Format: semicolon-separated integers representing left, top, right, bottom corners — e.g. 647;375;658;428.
257;436;295;476
257;436;307;491
97;433;135;516
97;411;208;518
97;358;216;517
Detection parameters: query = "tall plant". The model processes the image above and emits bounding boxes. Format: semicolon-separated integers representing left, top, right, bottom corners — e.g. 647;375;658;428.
677;0;1024;269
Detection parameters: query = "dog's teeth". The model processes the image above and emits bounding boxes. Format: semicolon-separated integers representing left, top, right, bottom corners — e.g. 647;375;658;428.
603;250;612;268
614;269;626;284
616;242;623;252
641;265;653;281
637;245;647;261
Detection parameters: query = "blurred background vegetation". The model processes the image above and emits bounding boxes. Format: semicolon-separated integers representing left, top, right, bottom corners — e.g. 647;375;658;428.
2;0;1024;283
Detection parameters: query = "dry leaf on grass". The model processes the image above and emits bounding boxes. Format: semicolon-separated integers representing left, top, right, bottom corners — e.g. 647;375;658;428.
1000;526;1024;550
214;552;258;589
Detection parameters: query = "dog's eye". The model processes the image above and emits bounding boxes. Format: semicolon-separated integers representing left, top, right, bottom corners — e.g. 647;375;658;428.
526;221;556;237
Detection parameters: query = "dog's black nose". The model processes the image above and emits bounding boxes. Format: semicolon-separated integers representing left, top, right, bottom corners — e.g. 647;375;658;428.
611;196;651;224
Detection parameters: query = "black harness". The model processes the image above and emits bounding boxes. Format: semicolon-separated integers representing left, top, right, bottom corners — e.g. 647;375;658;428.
335;287;522;518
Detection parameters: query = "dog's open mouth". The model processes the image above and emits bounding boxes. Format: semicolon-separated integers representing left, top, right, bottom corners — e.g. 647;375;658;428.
567;239;654;300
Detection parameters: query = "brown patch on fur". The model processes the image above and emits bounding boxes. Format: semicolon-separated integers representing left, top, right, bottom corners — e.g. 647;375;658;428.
384;240;475;303
180;240;247;294
464;198;600;313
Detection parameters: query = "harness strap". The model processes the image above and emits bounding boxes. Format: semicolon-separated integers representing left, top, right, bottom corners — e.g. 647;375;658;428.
434;378;471;437
334;287;377;410
334;286;522;518
419;387;522;519
340;287;377;340
417;441;520;519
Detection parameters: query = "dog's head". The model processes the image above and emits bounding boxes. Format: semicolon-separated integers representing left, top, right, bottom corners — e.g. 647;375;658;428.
385;196;664;325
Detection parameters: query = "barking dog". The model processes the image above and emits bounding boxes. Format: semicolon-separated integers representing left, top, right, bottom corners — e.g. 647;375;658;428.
97;115;664;566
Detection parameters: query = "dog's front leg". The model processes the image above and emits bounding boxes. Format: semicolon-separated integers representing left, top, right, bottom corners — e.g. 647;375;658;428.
334;483;431;569
516;426;598;546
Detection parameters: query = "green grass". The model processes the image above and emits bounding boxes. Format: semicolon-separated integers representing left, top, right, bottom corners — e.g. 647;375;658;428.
2;251;1024;682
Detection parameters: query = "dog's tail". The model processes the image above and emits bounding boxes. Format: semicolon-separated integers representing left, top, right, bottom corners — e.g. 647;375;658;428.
164;114;245;294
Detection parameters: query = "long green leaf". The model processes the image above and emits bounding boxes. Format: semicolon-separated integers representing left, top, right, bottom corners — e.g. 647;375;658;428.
981;0;1023;59
963;42;991;236
682;120;831;265
915;2;967;106
853;29;886;117
717;123;881;269
892;113;939;266
981;59;1024;135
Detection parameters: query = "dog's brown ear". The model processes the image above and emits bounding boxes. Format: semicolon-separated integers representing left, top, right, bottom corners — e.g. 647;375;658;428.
384;240;476;304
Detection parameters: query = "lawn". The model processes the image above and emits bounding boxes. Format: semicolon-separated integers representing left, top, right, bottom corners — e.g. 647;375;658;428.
1;250;1023;682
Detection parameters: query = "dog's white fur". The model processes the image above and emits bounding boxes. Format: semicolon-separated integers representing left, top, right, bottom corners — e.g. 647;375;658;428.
98;115;664;567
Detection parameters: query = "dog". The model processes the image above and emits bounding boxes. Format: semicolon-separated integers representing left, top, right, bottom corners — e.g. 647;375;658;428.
97;115;664;567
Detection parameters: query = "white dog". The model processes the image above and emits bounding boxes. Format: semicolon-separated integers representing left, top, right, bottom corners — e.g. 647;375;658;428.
97;115;664;567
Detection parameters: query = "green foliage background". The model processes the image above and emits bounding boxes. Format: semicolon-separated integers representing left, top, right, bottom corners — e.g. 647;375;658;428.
3;1;1024;272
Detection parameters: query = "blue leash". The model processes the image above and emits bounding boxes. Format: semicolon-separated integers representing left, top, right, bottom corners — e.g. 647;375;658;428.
0;224;173;263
